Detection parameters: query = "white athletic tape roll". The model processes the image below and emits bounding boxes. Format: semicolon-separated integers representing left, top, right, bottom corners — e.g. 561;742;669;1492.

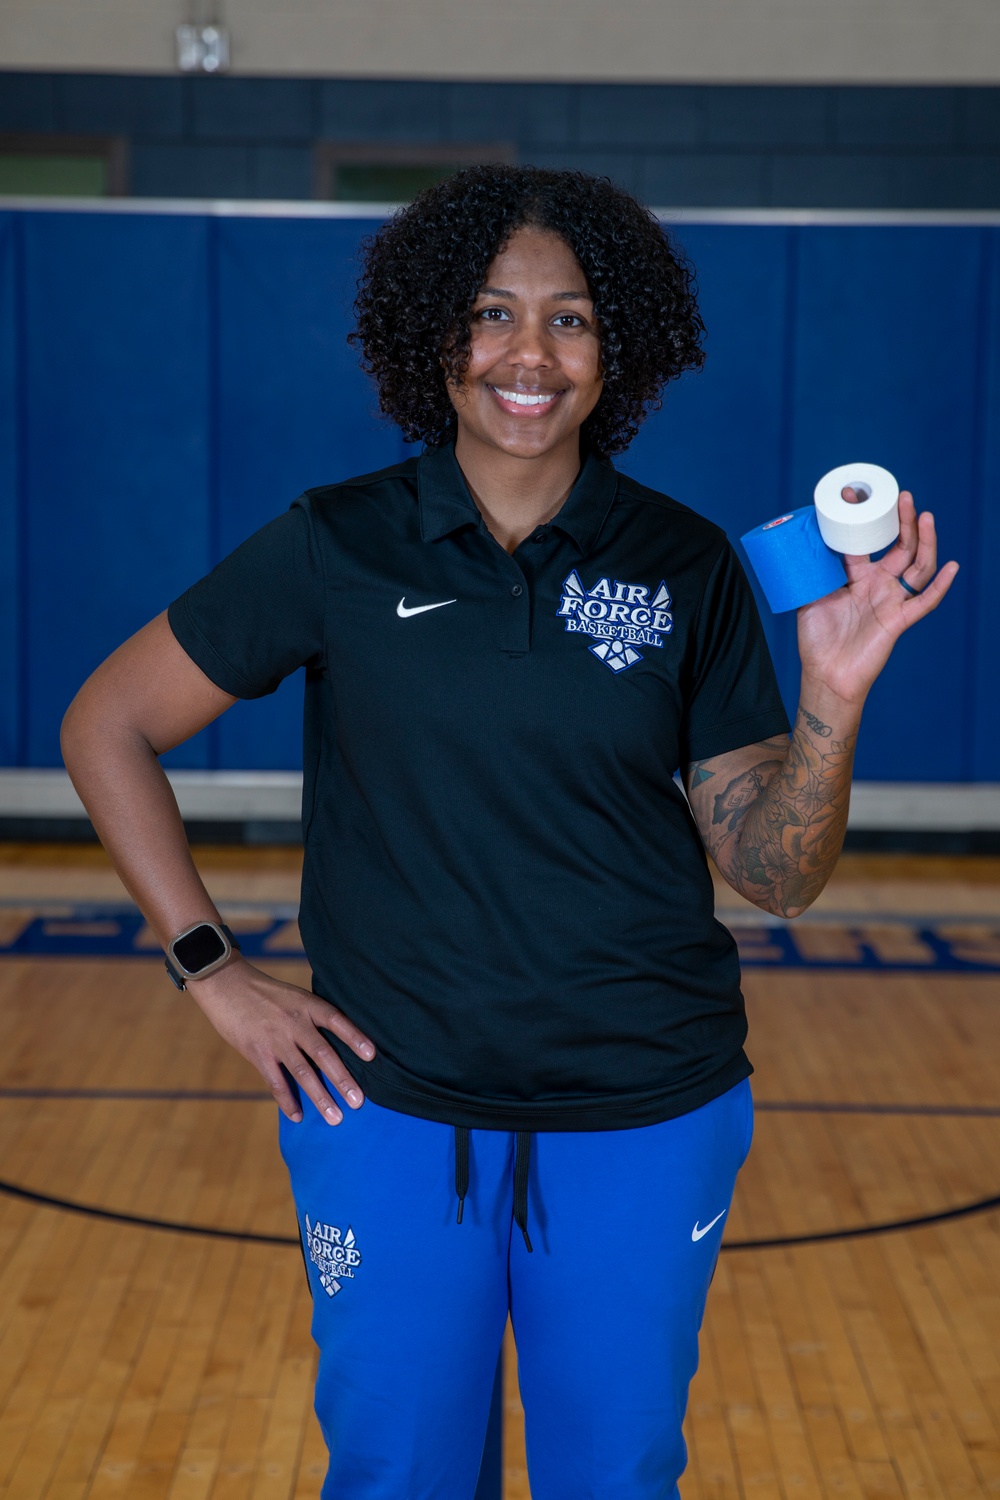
813;462;900;555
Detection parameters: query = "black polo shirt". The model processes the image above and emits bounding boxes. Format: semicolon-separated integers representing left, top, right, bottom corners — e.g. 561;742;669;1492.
168;441;790;1131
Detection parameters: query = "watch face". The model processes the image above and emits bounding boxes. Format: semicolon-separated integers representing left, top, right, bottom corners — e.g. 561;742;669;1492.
173;924;227;974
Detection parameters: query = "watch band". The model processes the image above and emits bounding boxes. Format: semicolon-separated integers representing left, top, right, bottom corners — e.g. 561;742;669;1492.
165;921;241;992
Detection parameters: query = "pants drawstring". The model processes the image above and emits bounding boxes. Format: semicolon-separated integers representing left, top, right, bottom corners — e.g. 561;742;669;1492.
454;1125;470;1224
513;1131;533;1253
454;1124;533;1252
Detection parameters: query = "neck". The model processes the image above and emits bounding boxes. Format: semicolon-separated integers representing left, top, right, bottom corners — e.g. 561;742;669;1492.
454;428;582;554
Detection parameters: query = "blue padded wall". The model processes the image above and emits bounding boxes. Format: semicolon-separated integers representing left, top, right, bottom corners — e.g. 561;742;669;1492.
2;207;997;781
214;216;409;768
617;224;798;706
972;230;1000;781
787;227;983;779
0;216;18;765
20;210;212;767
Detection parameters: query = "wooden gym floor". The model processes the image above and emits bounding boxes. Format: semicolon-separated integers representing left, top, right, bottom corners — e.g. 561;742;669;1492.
1;844;1000;1499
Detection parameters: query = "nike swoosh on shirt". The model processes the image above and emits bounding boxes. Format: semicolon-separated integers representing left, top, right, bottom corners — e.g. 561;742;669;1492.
396;597;457;618
691;1211;727;1242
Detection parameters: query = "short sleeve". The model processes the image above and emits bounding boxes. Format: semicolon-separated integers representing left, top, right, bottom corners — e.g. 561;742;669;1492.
679;540;791;765
167;499;325;699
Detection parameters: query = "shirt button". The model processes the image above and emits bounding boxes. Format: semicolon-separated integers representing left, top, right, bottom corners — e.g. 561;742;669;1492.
511;584;523;598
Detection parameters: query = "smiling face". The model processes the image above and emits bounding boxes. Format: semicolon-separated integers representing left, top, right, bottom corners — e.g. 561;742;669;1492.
447;225;603;465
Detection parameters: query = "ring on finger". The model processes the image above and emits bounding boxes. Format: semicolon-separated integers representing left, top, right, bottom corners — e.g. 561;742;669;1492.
899;574;922;597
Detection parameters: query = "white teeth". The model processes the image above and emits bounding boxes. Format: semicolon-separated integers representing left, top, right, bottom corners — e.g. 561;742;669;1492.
494;388;557;407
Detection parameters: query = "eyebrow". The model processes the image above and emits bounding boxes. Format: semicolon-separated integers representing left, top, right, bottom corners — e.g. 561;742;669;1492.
477;286;591;302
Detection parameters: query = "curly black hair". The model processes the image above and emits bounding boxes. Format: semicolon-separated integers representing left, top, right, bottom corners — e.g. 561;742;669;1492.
349;164;705;457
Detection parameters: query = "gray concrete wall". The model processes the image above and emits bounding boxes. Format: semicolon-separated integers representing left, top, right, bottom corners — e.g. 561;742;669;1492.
1;0;999;84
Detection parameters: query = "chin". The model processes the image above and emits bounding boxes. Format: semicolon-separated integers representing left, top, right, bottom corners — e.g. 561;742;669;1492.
477;411;580;460
492;428;563;459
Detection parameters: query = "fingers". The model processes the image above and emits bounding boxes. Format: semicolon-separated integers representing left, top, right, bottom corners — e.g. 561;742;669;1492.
876;493;947;602
257;1049;344;1125
894;490;919;563
266;1039;364;1126
899;557;960;622
889;499;958;625
884;491;931;581
318;1002;376;1062
287;1051;352;1124
261;1066;306;1124
899;506;939;591
274;1001;373;1125
284;998;376;1125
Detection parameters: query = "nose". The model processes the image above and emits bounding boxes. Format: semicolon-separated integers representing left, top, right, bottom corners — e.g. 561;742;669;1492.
505;314;555;371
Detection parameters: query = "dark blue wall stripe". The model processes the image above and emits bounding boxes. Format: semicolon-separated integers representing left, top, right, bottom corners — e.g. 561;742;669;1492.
4;210;998;778
3;74;999;212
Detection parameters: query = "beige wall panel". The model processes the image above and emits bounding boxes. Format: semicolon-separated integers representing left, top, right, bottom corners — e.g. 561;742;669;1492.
1;0;999;84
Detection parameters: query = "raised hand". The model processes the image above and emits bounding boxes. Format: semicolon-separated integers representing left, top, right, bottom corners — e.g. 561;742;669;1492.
795;489;959;709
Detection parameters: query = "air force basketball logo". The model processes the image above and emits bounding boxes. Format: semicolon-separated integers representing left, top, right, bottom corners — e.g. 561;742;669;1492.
304;1215;362;1297
556;571;673;673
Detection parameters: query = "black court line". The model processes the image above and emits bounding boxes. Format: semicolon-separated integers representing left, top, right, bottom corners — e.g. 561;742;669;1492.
0;1087;271;1101
0;1178;300;1245
4;1087;1000;1118
756;1100;1000;1118
724;1192;1000;1250
2;1177;1000;1252
4;1092;1000;1247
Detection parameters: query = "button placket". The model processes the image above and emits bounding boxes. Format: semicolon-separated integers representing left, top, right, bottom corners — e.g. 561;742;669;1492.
500;560;531;653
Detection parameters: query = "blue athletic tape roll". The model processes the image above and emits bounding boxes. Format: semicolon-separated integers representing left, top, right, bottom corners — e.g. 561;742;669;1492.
740;506;846;614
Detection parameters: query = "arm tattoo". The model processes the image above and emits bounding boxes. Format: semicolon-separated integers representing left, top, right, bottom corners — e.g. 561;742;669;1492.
712;760;785;831
698;709;856;918
800;708;832;738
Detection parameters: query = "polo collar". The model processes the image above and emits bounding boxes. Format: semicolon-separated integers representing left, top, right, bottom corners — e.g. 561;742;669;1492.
417;440;619;555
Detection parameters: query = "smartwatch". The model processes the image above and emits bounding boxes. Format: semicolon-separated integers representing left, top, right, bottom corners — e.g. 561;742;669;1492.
165;921;241;991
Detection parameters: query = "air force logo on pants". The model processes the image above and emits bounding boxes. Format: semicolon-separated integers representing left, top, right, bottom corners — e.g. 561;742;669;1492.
556;571;673;672
305;1214;362;1297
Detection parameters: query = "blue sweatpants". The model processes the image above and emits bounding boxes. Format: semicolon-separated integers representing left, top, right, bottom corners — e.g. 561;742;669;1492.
279;1079;753;1500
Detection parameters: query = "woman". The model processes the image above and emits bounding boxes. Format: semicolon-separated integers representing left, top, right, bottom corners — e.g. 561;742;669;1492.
61;165;957;1499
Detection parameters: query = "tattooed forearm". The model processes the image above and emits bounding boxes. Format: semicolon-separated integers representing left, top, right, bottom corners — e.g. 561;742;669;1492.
692;709;857;918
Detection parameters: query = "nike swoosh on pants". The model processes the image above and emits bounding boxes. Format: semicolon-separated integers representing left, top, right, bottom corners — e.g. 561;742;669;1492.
691;1210;727;1242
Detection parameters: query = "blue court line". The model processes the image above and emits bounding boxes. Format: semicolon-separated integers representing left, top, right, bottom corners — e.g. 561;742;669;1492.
0;906;999;971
